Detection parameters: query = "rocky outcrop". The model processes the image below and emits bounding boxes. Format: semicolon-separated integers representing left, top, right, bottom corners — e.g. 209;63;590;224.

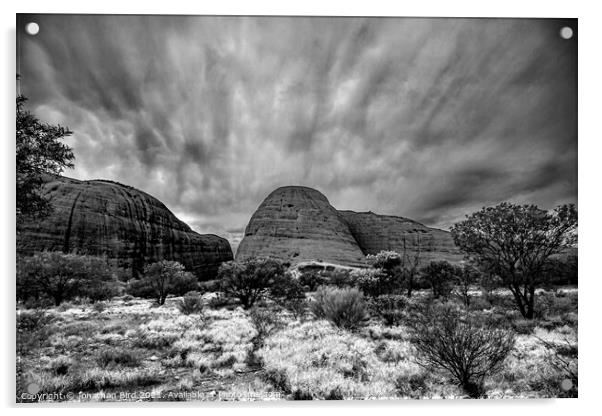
236;186;367;266
17;175;233;279
339;210;465;265
237;186;464;267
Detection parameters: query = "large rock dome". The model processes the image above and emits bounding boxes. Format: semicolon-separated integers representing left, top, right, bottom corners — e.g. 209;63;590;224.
237;186;464;267
236;186;366;266
17;175;233;279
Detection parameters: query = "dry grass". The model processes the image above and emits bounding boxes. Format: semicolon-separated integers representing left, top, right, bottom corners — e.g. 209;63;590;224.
16;289;577;401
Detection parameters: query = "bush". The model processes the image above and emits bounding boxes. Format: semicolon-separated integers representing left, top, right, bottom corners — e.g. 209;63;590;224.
219;258;285;308
269;272;305;303
407;303;515;398
395;372;429;399
298;271;327;291
17;252;117;306
370;294;411;326
326;269;354;288
420;261;459;299
97;349;141;368
249;307;282;344
351;268;397;297
92;302;107;313
128;260;198;305
176;292;204;315
263;368;292;394
311;287;369;331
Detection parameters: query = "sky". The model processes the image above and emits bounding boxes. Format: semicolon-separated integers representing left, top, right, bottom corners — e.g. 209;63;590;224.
17;15;577;253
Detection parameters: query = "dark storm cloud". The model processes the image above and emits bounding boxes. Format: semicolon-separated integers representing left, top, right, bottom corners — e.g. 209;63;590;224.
18;15;577;247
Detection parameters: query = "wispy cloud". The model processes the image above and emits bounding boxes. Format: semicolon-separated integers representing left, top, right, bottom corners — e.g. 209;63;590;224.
18;15;577;249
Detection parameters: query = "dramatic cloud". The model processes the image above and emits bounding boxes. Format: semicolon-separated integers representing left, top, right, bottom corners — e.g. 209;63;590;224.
17;15;577;252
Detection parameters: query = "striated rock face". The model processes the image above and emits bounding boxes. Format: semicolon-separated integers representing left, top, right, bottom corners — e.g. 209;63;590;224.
236;186;367;266
17;176;233;279
338;211;465;265
237;186;464;267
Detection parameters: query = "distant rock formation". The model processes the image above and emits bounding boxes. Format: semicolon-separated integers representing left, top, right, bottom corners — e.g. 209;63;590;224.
236;186;367;266
17;176;233;279
237;186;464;267
338;210;464;264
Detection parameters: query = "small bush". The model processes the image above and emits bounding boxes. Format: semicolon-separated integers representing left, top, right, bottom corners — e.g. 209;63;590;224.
292;389;314;400
407;303;515;398
92;301;107;313
176;292;204;315
249;308;282;343
311;287;369;331
17;309;54;333
97;349;141;368
350;268;399;298
395;372;429;399
298;271;327;291
47;357;73;376
263;368;291;394
370;294;410;326
327;269;353;288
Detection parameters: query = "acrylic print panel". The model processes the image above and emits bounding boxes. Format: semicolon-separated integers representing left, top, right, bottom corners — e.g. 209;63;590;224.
16;14;577;402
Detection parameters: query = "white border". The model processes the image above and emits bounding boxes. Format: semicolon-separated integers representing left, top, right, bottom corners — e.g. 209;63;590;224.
2;1;600;415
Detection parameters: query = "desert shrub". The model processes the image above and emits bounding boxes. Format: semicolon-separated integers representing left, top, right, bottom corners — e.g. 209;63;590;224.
453;265;480;308
325;387;345;400
17;252;117;306
535;336;578;397
92;301;107;313
47;357;73;376
407;303;515;398
311;287;369;331
127;260;197;305
218;257;285;308
17;309;56;354
420;261;459;300
97;348;141;368
326;269;354;288
511;319;538;335
370;294;411;326
249;307;282;344
350;268;393;297
292;389;314;400
132;329;178;349
263;368;292;394
269;272;305;302
298;271;327;291
17;309;55;333
395;372;429;399
366;250;402;271
176;292;204;315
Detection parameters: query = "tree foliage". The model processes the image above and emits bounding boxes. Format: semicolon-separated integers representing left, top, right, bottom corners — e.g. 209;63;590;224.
16;90;74;229
17;252;117;306
451;203;577;319
130;260;198;305
218;257;285;308
420;261;459;299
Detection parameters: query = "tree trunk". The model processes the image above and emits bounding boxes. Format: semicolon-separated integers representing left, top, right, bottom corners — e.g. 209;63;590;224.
525;285;536;319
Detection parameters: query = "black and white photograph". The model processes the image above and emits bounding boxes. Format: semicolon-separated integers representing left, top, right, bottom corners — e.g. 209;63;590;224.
15;13;578;402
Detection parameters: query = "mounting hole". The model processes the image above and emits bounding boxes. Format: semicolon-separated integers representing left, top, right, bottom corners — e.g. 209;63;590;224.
25;22;39;36
560;26;573;40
